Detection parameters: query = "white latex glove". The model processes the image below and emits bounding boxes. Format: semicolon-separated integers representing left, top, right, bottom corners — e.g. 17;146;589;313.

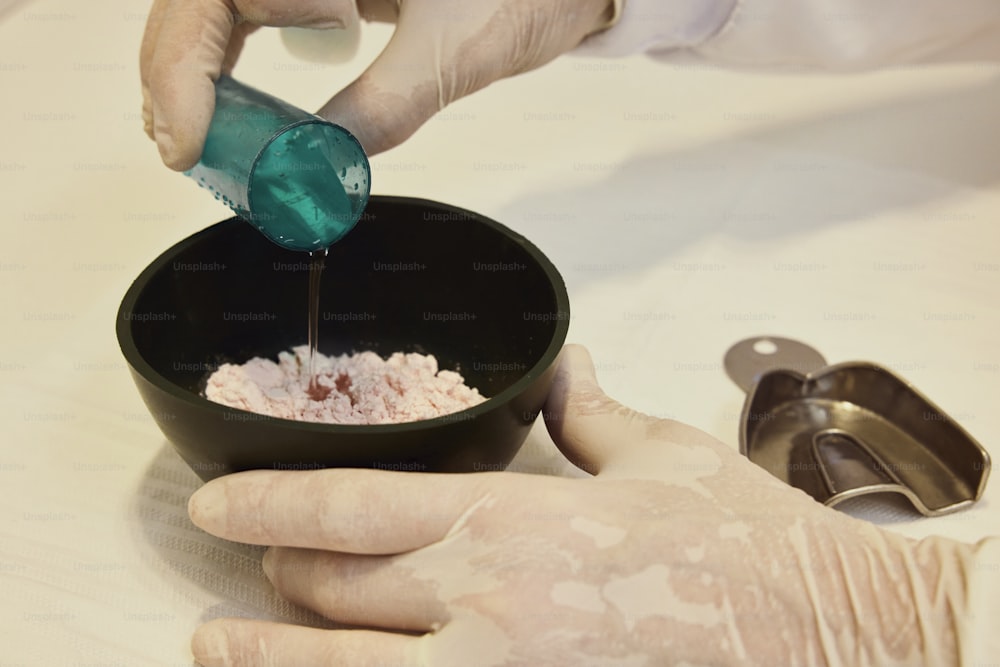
140;0;616;170
186;344;996;666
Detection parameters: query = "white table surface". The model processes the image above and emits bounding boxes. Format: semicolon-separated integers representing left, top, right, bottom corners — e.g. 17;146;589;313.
2;0;999;663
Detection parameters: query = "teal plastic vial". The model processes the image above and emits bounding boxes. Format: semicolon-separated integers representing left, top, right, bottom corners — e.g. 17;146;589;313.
185;75;371;252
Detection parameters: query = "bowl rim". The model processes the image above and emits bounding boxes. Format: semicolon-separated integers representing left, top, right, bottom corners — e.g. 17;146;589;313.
116;194;570;433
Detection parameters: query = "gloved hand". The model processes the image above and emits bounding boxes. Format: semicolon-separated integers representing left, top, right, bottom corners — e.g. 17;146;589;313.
187;344;979;666
140;0;616;171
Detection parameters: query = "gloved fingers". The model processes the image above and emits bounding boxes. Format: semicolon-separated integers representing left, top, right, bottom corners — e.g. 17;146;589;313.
221;20;259;75
191;618;425;666
188;468;496;554
314;19;444;155
355;0;400;23
543;344;661;476
141;0;360;170
231;0;356;28
139;0;168;141
141;0;237;170
316;0;536;154
262;546;447;631
544;345;741;480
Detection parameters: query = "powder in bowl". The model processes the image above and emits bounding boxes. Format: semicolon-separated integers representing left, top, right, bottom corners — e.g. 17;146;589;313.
205;345;486;424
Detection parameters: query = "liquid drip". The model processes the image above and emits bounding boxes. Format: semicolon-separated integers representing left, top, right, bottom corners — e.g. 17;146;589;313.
306;248;331;401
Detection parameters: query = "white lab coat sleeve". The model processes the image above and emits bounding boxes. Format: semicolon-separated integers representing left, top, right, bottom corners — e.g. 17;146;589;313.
579;0;1000;68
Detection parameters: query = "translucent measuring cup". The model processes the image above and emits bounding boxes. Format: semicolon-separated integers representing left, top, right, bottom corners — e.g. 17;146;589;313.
184;75;371;252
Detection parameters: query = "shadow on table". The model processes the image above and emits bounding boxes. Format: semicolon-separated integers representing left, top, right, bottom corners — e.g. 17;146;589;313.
125;429;585;636
501;74;1000;290
127;443;338;630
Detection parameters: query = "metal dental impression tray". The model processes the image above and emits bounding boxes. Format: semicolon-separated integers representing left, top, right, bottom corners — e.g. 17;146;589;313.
723;336;991;516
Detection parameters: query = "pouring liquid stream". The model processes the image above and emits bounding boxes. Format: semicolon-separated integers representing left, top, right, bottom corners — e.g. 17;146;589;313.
306;248;332;401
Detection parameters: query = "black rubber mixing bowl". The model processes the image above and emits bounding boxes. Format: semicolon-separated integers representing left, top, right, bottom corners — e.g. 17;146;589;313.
117;196;570;481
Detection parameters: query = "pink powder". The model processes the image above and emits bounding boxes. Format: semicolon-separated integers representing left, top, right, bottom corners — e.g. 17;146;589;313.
204;346;486;424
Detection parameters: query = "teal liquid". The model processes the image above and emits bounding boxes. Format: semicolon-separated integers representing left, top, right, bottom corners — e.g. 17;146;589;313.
250;124;368;253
